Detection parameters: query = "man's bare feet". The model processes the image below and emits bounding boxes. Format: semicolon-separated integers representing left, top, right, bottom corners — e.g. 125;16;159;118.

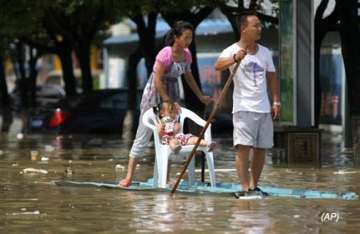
119;178;131;187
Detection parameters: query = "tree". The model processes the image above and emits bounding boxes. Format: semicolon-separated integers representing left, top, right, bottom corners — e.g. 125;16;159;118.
129;10;158;77
337;0;360;115
220;0;278;40
314;0;339;127
0;0;77;107
315;0;360;123
34;0;121;93
0;0;37;130
1;0;124;99
0;52;13;132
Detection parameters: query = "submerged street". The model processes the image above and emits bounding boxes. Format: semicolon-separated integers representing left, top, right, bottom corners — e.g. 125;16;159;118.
1;129;359;233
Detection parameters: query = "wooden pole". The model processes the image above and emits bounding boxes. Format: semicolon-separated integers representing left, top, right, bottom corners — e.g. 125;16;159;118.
171;61;240;195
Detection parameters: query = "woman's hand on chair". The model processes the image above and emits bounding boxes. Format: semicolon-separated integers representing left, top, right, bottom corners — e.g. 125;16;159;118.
200;95;213;105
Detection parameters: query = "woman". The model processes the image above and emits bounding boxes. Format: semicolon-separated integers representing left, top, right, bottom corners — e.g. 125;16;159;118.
119;21;211;187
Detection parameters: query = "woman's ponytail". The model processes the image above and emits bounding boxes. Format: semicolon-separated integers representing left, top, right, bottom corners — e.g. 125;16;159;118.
164;29;176;46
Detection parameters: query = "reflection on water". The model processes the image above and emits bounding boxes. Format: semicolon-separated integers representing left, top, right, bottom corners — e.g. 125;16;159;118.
1;133;360;233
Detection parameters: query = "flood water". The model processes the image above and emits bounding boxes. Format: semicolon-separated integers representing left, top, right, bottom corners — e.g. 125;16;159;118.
1;132;360;234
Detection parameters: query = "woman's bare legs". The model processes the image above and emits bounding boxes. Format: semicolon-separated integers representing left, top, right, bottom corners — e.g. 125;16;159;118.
119;111;152;187
119;157;138;187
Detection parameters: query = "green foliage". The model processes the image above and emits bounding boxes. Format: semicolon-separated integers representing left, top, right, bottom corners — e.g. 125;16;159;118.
0;0;123;50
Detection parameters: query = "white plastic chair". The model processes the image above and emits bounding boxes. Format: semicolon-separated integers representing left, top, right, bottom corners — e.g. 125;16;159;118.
142;107;216;188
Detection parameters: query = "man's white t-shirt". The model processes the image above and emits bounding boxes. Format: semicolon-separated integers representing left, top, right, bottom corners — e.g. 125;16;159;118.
219;43;276;113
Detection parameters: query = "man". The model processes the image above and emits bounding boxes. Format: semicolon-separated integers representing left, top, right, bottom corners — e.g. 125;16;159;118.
214;12;280;196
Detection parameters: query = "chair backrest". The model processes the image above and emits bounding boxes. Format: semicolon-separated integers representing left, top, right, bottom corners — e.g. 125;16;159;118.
142;107;159;131
142;108;161;148
143;107;207;131
142;107;211;145
178;108;207;132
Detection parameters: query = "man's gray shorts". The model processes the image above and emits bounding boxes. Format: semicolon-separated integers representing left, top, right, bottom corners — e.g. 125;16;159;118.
233;111;273;149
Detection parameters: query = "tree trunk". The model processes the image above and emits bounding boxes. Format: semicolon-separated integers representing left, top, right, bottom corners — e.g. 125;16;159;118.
15;42;29;110
57;45;77;97
28;47;41;108
314;31;325;128
314;0;329;127
141;34;157;76
314;0;340;127
133;12;158;77
220;2;244;41
127;48;142;111
75;40;93;93
126;47;143;136
183;39;203;113
338;0;360;115
0;55;13;132
221;9;239;41
338;0;360;148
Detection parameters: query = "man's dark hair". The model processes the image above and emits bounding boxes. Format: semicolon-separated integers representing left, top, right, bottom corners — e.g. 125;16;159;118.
236;11;258;29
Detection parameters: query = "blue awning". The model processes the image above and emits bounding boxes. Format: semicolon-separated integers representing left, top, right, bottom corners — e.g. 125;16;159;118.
104;19;232;46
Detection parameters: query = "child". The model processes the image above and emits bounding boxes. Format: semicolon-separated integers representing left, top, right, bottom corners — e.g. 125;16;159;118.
156;102;215;153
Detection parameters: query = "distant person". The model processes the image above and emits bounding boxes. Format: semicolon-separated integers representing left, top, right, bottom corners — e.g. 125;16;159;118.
119;21;212;187
214;12;280;196
156;101;215;153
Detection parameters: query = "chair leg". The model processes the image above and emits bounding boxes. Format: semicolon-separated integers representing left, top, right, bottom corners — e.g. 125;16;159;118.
155;149;170;188
200;152;205;182
159;155;169;188
153;160;158;187
205;152;216;187
187;156;196;187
